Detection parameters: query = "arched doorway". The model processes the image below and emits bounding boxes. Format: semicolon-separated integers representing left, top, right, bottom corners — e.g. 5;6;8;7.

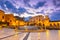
39;23;41;26
54;23;56;28
57;23;59;28
50;24;52;27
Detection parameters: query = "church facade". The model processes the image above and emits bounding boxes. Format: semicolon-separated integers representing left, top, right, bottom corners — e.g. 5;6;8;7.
28;15;60;28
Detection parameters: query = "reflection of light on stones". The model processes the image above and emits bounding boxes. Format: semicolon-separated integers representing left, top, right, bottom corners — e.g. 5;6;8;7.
13;31;19;40
58;30;60;40
24;26;28;31
46;30;50;40
14;28;19;32
38;32;40;40
0;26;2;30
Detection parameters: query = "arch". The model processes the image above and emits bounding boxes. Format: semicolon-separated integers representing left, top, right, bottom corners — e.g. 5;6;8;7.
50;24;52;26
10;20;12;22
43;24;45;26
54;23;56;26
2;16;4;19
57;23;59;26
39;23;41;26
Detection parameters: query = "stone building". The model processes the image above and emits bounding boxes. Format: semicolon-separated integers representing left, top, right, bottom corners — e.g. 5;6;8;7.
43;15;50;27
28;15;60;28
49;21;60;28
15;16;26;27
0;10;26;28
28;15;44;26
0;10;60;29
0;10;6;22
5;14;16;27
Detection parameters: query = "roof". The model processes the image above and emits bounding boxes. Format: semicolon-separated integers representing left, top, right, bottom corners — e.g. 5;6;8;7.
0;10;5;13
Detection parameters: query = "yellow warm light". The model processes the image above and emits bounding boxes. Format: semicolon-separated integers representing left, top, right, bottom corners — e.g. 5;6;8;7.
0;26;2;30
13;24;16;26
46;30;49;36
2;19;5;22
12;22;16;26
58;30;60;40
12;31;19;40
38;33;40;40
19;21;25;26
46;30;50;40
1;10;60;28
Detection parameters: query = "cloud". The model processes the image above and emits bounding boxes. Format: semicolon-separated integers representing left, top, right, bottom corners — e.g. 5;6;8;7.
5;1;16;10
53;0;60;7
23;0;31;7
36;10;44;14
53;0;56;6
56;3;60;7
34;1;46;9
50;10;60;21
18;7;26;14
4;1;26;14
13;13;19;16
19;12;44;17
4;1;18;13
0;0;7;10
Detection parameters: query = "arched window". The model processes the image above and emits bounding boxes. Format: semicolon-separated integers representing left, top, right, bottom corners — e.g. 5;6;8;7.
34;23;36;25
50;24;52;26
43;24;45;26
10;20;12;22
54;23;56;26
2;16;4;19
57;23;59;26
39;19;40;21
39;23;41;26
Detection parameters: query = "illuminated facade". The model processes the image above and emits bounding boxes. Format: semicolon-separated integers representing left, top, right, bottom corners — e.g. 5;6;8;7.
29;15;60;28
5;14;17;27
0;10;60;28
19;20;26;26
0;10;5;22
28;15;44;26
0;10;26;28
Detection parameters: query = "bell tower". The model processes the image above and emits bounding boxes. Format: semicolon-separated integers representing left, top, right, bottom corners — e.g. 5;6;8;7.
43;15;50;27
45;15;49;21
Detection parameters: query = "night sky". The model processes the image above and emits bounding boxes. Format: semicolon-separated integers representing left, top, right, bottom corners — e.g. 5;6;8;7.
0;0;60;21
